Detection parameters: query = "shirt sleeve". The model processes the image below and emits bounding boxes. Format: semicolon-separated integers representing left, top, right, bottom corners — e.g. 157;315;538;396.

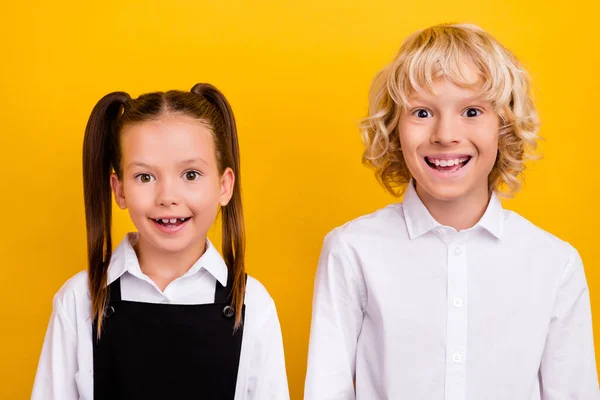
539;246;600;399
304;229;366;400
249;296;290;400
31;291;79;400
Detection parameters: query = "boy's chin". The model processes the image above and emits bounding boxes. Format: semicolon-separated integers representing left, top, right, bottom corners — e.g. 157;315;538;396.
416;179;487;203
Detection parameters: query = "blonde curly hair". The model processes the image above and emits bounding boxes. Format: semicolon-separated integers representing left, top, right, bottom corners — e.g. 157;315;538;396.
360;23;540;197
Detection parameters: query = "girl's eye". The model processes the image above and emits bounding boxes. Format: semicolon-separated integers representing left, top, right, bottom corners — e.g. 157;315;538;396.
184;171;201;181
413;109;433;118
463;108;482;118
136;173;154;183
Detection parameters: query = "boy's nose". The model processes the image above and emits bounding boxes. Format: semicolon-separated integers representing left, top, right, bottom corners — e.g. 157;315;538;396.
431;116;461;146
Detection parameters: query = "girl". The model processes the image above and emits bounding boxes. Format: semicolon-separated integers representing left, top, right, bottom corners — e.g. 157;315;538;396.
305;24;598;399
32;84;289;399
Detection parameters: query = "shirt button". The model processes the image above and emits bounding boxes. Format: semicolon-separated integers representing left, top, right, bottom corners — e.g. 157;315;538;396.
452;353;462;363
454;247;462;255
453;298;463;307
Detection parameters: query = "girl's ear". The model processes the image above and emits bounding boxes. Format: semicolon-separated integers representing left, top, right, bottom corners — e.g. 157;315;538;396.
218;167;235;206
110;173;127;210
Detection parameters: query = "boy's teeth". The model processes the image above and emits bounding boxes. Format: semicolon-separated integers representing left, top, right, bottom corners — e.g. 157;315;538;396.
169;218;177;223
429;157;468;166
161;219;169;223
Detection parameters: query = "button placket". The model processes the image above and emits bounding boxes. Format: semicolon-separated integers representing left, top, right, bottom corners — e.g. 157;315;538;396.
445;243;467;399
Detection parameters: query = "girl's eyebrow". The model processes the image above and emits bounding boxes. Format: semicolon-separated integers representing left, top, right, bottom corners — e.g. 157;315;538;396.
127;161;153;170
178;157;208;166
127;158;208;170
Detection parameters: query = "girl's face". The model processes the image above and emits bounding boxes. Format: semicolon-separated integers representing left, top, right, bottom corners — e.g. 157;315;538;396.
397;61;499;206
111;114;234;255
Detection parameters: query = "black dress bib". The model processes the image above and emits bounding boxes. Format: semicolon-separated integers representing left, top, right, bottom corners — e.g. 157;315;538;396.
92;274;245;399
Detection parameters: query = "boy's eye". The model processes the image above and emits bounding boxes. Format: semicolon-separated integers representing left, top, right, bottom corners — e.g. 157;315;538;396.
463;108;482;118
413;109;432;118
184;171;201;181
136;173;154;183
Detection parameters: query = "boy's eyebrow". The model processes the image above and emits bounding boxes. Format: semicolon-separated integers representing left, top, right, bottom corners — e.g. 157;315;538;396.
407;93;488;104
127;158;208;170
461;94;488;103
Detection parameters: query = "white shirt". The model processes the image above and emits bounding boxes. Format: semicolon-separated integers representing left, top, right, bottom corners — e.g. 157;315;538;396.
305;182;599;400
32;233;289;400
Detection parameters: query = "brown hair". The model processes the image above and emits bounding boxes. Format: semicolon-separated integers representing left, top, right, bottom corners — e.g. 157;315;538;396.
83;84;246;337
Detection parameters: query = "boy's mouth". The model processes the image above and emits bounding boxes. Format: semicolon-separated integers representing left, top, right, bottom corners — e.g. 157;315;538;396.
425;156;472;172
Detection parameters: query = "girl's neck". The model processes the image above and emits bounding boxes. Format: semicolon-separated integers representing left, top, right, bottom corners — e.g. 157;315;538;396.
415;182;491;232
134;235;207;292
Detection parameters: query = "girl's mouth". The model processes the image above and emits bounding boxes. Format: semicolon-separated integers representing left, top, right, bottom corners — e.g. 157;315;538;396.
150;217;191;233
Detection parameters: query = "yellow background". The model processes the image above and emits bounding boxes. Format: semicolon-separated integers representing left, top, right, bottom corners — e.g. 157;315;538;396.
1;1;598;398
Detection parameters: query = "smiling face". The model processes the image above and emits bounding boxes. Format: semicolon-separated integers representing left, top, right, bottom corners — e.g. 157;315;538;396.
397;61;499;206
110;114;234;255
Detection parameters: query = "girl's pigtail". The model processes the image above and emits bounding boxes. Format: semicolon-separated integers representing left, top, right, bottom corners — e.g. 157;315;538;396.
82;91;130;338
191;83;246;329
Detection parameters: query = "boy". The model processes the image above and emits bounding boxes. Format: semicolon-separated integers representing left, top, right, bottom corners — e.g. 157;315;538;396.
305;24;599;399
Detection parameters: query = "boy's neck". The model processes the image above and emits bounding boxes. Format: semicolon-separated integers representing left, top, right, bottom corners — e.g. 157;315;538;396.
415;182;491;232
134;236;207;292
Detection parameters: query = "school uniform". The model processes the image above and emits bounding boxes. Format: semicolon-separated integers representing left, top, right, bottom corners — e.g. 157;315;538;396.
32;233;289;400
305;181;599;399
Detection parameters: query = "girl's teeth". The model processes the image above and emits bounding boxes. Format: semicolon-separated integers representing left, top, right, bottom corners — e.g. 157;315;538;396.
154;217;189;224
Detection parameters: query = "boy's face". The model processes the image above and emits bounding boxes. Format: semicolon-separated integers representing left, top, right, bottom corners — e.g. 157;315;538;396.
398;62;499;205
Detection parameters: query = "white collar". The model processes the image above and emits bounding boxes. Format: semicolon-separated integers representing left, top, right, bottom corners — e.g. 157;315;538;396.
402;180;504;240
106;232;228;286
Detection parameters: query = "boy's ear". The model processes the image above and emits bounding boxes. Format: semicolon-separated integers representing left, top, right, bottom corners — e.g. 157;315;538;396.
110;173;127;210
